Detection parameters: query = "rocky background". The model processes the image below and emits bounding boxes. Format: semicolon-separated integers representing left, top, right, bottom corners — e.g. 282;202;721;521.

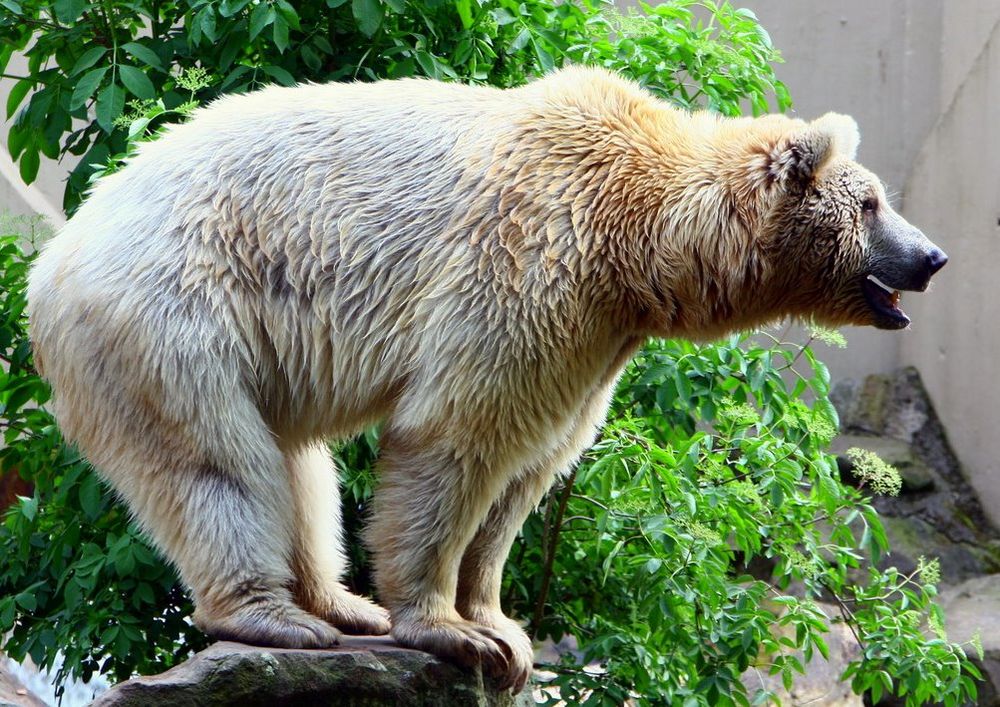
831;367;1000;585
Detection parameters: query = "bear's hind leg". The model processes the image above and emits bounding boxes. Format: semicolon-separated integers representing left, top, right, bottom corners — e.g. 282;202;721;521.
98;419;342;648
286;442;391;635
455;376;622;690
174;439;343;648
180;467;341;648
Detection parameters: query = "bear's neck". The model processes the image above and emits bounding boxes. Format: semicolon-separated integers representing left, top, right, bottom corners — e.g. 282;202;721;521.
584;143;787;341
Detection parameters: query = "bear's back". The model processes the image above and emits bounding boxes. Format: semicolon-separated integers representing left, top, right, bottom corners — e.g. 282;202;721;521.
28;68;670;441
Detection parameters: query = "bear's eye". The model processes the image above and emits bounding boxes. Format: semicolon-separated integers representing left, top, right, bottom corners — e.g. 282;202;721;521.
861;197;878;213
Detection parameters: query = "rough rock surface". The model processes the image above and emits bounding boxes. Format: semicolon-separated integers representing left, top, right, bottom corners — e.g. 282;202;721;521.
831;367;1000;581
831;368;1000;705
741;603;862;707
0;661;46;707
91;638;534;707
938;575;1000;707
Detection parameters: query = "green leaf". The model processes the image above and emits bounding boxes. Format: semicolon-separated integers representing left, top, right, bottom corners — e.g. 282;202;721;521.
275;0;300;29
198;7;218;42
455;0;473;29
101;624;119;645
8;125;28;161
220;65;252;91
532;39;555;72
69;66;107;110
118;66;155;100
18;495;37;521
69;46;106;76
352;0;383;37
134;582;155;605
121;42;164;71
79;473;104;520
54;0;85;24
491;7;516;25
0;599;14;632
272;16;289;53
18;148;39;184
261;65;295;86
219;0;252;16
300;44;321;71
249;3;276;40
5;78;31;119
95;82;124;132
414;50;438;78
14;591;36;611
509;27;530;52
114;548;136;576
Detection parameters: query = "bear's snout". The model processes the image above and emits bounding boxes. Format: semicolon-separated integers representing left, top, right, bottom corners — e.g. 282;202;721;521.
900;240;948;293
925;246;948;279
867;208;947;293
861;213;947;329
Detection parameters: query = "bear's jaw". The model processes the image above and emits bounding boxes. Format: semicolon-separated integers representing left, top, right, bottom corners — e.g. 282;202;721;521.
863;274;909;329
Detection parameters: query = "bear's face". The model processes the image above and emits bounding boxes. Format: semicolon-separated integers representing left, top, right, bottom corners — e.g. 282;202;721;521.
765;115;947;330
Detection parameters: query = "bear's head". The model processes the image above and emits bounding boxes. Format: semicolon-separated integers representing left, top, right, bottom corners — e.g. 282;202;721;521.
760;113;946;330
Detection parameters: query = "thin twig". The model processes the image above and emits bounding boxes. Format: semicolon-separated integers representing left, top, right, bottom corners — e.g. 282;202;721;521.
531;467;577;637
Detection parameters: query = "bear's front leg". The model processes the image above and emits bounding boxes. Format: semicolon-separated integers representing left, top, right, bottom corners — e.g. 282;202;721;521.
454;468;556;693
367;426;521;687
453;371;625;690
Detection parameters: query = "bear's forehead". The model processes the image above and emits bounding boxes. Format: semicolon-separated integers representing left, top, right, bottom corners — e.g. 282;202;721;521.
819;162;880;201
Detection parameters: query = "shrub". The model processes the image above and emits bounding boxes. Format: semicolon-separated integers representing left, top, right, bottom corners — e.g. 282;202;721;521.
508;334;982;705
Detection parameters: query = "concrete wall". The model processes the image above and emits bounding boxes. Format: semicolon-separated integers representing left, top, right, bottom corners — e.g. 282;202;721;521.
2;3;999;520
0;53;68;226
742;1;1000;524
901;2;1000;522
741;1;943;378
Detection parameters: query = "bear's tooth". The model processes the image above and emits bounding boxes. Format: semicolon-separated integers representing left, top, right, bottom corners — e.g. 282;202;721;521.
866;274;894;295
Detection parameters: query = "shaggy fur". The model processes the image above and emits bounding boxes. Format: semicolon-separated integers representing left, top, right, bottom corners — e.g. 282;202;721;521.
27;67;937;692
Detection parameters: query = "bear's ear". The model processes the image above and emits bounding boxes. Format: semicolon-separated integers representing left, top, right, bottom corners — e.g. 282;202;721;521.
811;112;860;160
767;113;860;185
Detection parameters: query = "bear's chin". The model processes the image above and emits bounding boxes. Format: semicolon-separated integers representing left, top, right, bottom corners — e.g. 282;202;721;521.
871;316;911;331
861;277;911;329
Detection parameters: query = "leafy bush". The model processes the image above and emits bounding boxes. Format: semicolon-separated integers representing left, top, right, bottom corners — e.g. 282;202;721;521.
0;1;982;705
506;334;982;705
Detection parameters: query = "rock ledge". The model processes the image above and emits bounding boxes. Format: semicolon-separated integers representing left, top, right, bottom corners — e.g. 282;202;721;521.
91;637;533;707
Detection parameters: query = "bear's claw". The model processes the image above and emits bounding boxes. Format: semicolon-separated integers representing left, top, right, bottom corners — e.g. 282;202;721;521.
310;587;392;636
193;599;342;649
460;608;535;692
390;614;529;688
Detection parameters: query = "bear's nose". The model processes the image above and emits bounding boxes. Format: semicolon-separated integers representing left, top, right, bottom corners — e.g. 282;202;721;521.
926;247;948;275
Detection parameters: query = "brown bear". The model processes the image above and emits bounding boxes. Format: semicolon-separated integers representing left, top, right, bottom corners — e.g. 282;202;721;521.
26;67;946;692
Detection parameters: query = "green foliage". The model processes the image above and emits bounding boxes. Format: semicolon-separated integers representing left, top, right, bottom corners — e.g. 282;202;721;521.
0;0;787;213
0;1;980;705
501;333;980;706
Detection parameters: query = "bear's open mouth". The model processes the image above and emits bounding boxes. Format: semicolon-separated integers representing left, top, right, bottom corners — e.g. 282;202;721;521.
862;274;909;329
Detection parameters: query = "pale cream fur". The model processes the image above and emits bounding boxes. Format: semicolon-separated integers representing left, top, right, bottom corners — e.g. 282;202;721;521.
27;67;887;691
